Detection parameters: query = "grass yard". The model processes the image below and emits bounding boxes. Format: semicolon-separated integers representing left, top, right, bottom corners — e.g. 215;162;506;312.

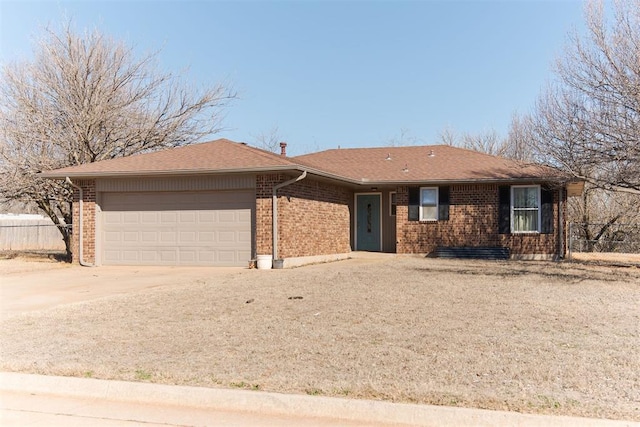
1;256;638;421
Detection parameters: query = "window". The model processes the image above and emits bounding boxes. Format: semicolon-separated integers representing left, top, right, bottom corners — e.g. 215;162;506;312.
408;186;450;222
511;185;541;233
420;187;438;221
390;192;397;216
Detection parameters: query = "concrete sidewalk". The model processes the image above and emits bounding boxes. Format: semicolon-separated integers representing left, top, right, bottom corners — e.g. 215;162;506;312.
1;373;637;427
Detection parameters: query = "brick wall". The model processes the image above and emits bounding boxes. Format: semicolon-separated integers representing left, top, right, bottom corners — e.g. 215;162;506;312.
396;183;561;256
256;174;352;258
255;173;282;256
71;179;97;265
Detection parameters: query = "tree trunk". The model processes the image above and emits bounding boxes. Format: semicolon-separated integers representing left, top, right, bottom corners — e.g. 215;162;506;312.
36;199;72;260
58;224;72;260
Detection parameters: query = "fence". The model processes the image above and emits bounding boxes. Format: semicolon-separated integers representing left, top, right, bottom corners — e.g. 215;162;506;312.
568;222;640;257
0;217;67;251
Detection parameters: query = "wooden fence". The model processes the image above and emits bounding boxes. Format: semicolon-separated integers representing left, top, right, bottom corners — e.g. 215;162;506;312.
0;219;67;251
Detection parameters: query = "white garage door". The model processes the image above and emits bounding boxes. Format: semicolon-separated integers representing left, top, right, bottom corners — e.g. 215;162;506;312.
101;191;253;266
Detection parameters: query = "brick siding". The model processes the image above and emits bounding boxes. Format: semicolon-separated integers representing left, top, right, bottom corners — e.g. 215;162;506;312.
70;176;563;266
396;183;561;256
255;173;282;256
255;174;352;258
71;179;97;265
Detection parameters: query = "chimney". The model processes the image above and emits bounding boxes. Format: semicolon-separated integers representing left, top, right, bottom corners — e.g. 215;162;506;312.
279;142;287;157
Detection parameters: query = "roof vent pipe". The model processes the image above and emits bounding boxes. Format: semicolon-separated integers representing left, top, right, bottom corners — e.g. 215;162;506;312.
279;142;287;157
65;177;95;267
272;170;307;262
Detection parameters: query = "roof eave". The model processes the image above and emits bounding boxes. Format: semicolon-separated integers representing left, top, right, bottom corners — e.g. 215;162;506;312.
40;164;302;179
40;165;572;187
356;176;568;186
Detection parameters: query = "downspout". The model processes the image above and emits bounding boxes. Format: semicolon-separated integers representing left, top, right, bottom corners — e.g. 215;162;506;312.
65;177;95;267
272;171;307;261
558;186;565;260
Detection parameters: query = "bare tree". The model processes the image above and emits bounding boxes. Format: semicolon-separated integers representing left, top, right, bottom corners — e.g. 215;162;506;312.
252;125;282;153
569;183;640;251
388;127;423;146
437;126;511;157
438;126;459;147
530;0;640;194
504;112;536;162
0;23;235;255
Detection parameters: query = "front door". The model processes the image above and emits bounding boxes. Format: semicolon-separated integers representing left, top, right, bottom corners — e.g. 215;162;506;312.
356;194;381;251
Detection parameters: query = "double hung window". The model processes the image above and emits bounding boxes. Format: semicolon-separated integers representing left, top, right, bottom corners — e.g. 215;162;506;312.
511;186;541;233
419;187;438;221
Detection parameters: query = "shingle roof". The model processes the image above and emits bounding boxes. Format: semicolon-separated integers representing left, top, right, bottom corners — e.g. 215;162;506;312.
42;138;562;183
294;145;559;183
42;139;298;178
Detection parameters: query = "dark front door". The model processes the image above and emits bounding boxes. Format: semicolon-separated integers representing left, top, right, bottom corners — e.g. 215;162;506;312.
356;194;381;251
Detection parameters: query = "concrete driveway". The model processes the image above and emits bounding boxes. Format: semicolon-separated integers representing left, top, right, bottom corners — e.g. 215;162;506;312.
0;259;243;319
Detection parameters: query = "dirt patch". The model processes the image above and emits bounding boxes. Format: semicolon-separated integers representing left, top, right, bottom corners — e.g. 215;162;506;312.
570;252;640;265
0;251;70;274
1;257;639;421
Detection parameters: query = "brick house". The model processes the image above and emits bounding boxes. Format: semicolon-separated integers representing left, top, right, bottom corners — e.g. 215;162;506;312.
42;139;581;267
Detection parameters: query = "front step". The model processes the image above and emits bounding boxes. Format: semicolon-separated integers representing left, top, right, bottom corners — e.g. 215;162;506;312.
433;246;510;260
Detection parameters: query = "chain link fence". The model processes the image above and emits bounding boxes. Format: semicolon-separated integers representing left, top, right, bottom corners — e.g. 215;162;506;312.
568;222;640;257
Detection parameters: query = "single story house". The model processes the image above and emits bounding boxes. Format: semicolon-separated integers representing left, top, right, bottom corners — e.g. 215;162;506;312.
42;139;583;267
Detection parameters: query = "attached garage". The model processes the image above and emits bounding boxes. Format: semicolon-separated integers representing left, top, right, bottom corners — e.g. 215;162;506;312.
100;190;253;266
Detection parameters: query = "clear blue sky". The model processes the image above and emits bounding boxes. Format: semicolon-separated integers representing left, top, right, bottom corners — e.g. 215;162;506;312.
0;0;585;155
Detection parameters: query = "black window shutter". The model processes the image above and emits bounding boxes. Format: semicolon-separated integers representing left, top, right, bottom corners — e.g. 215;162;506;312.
438;186;450;221
541;188;554;234
408;187;419;221
498;186;510;234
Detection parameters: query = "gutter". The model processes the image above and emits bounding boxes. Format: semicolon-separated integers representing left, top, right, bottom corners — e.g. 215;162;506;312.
65;177;95;267
272;171;307;261
43;165;566;188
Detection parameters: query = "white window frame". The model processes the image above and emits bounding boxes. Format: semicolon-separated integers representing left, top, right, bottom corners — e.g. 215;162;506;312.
389;191;397;216
419;187;438;221
511;185;541;233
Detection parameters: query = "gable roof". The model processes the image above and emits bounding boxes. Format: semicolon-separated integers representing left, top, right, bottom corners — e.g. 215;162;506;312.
294;145;559;183
42;138;562;184
41;139;298;178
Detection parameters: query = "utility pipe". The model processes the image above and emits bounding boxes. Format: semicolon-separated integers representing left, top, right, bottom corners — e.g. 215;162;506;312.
272;171;307;261
65;177;95;267
558;186;565;259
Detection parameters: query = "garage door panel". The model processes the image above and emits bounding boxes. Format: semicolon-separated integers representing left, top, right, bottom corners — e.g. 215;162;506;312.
180;231;197;243
123;231;138;242
160;250;177;262
198;250;214;262
103;212;122;224
160;231;177;243
218;231;237;242
238;231;251;243
123;212;139;223
199;232;214;242
218;211;237;222
238;210;251;222
142;232;157;242
199;212;215;222
141;212;158;223
161;212;178;223
141;251;158;262
122;250;139;262
104;231;121;243
180;212;196;223
179;250;196;262
101;191;253;266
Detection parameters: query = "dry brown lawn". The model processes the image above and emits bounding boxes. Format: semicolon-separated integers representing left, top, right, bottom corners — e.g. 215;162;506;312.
1;256;639;421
